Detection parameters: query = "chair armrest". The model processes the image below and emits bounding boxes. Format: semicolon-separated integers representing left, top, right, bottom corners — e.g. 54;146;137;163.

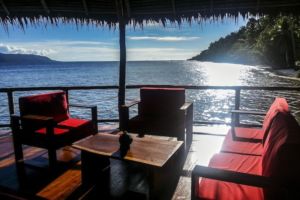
180;102;193;150
69;104;98;133
192;165;271;188
231;110;266;116
11;114;56;138
22;114;54;122
120;100;140;130
69;104;97;109
180;102;193;112
122;100;140;109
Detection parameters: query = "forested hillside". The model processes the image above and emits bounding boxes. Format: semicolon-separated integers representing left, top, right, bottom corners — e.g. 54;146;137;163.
190;16;300;69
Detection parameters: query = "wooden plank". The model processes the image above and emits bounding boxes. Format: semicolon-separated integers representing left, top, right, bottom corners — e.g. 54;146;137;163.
37;162;81;200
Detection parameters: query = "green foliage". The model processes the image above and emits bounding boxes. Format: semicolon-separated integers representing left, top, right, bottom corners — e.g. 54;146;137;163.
191;15;300;69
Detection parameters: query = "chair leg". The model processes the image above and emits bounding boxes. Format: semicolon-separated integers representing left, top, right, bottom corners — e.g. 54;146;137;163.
48;149;57;168
13;142;24;163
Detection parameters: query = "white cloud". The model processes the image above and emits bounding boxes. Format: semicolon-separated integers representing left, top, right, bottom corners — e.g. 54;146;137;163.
0;43;55;56
128;36;200;42
127;47;199;61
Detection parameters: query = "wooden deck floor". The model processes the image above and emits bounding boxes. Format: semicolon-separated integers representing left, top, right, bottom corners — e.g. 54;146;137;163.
0;125;227;200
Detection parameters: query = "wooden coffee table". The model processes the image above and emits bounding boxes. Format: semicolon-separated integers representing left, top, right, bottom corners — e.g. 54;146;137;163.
72;132;184;199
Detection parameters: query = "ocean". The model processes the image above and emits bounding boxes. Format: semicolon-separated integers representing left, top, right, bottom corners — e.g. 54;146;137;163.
1;60;300;127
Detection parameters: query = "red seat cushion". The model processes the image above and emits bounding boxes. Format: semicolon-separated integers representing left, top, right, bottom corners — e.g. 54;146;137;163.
36;127;69;135
197;153;263;200
139;87;185;117
19;91;69;123
221;128;264;155
58;118;89;128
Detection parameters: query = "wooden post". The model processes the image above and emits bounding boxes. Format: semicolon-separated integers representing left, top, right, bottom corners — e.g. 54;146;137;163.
7;91;14;115
234;89;241;126
117;0;127;130
7;91;15;127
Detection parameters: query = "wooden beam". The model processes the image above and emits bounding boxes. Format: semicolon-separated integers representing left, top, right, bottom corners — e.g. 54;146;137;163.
82;0;89;15
115;0;127;130
256;0;260;10
0;0;9;15
125;0;131;17
171;0;176;15
40;0;50;14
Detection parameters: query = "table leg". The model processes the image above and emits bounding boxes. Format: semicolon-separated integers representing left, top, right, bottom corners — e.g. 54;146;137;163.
147;144;184;200
81;151;110;188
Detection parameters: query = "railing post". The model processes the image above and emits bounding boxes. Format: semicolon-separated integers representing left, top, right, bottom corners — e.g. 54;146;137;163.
64;89;69;104
234;89;241;126
7;91;15;128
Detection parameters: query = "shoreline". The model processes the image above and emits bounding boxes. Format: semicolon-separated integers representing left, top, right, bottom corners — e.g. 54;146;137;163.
269;68;300;81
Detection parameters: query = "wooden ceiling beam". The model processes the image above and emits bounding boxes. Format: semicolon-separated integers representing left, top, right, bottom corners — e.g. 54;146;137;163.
171;0;176;15
115;0;124;17
125;0;131;17
0;0;10;15
41;0;50;14
210;0;214;11
82;0;89;15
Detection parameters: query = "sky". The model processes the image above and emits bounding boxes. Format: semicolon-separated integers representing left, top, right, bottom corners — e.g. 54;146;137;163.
0;17;248;61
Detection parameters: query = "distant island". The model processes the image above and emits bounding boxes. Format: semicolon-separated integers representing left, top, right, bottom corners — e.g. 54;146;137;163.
0;53;57;65
190;15;300;69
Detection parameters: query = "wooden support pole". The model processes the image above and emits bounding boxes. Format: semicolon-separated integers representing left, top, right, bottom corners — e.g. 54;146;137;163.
116;0;127;130
234;89;241;126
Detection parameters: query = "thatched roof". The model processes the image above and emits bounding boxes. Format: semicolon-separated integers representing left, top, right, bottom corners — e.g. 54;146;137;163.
0;0;300;28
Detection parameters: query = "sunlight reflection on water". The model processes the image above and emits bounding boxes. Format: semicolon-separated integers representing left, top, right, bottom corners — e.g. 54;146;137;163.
201;62;251;86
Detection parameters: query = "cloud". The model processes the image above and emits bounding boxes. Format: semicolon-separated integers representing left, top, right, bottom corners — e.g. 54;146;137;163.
127;47;199;61
0;43;55;56
128;36;200;42
42;40;113;47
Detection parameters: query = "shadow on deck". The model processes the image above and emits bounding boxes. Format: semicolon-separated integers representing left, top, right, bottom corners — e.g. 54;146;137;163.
0;125;227;200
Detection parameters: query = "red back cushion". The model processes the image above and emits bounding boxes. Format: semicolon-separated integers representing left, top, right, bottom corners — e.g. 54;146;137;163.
139;87;185;117
19;91;69;123
262;97;289;142
262;112;300;199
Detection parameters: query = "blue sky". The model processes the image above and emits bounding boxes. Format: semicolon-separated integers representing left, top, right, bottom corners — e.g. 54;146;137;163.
0;17;248;61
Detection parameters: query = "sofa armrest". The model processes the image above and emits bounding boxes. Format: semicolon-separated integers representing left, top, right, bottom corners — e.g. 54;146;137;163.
192;165;271;188
191;165;274;200
69;104;98;133
231;110;266;116
231;110;266;127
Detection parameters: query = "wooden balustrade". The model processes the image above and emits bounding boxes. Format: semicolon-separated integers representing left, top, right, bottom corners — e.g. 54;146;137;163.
1;85;300;129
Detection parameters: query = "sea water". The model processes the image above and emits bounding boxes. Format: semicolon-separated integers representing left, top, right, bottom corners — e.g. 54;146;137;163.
1;60;300;127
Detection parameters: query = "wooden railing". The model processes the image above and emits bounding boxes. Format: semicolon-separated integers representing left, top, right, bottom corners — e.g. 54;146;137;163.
1;85;300;128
